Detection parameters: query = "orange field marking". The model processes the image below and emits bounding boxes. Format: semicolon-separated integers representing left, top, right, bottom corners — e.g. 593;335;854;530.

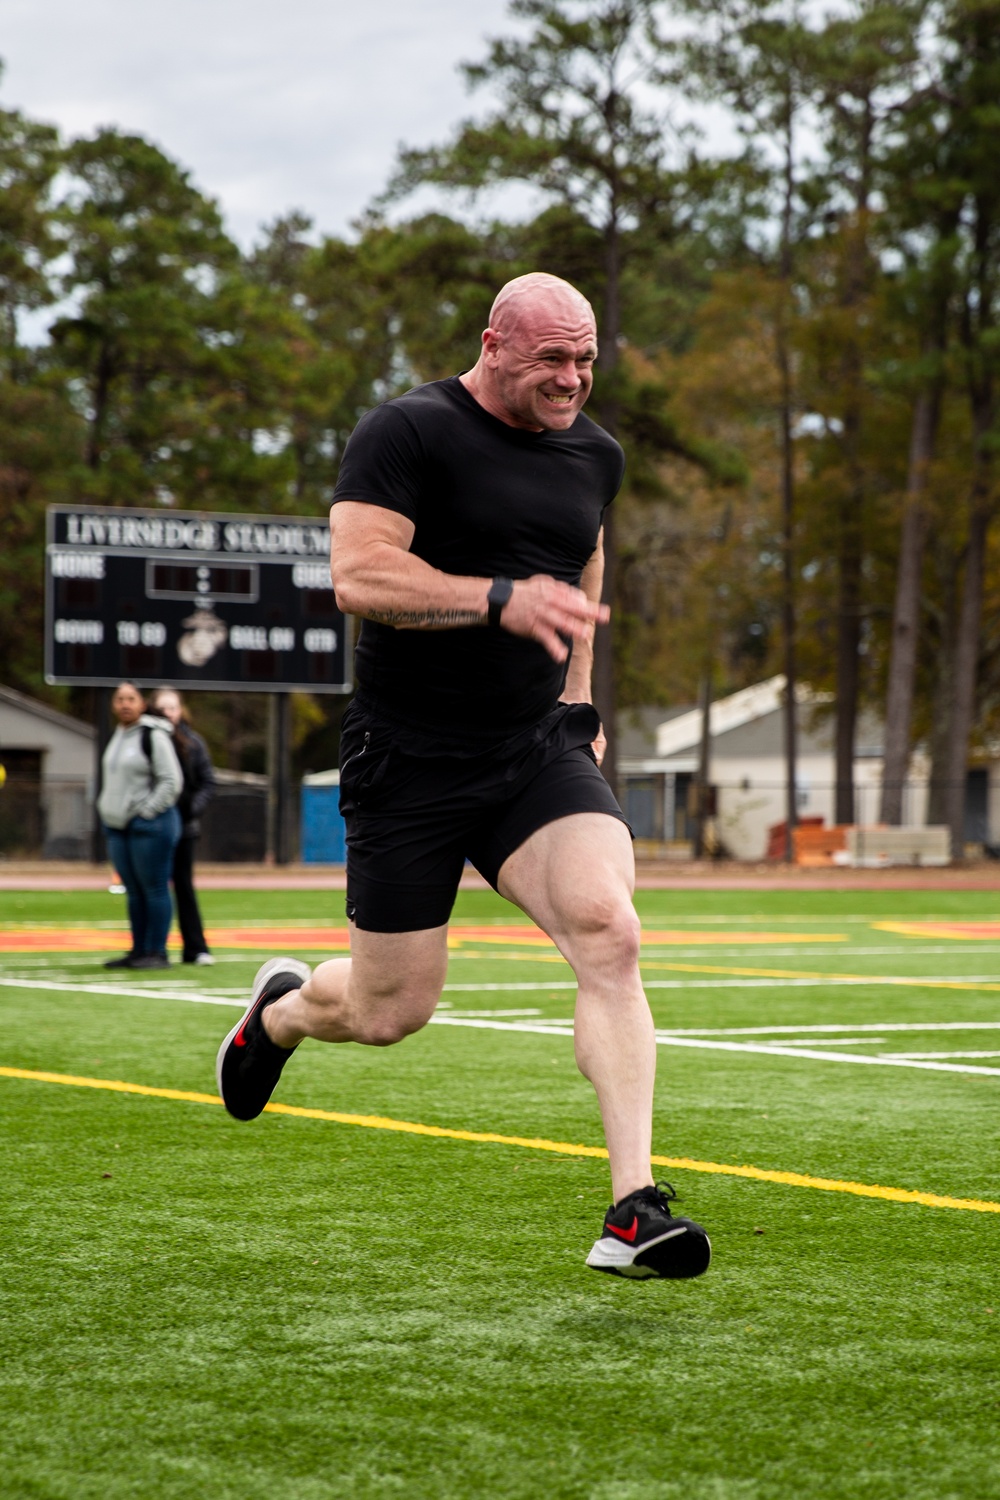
874;920;1000;941
0;926;355;953
0;931;121;952
0;924;845;954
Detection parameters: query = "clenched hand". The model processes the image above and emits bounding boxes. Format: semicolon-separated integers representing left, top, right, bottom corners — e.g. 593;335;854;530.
500;576;609;663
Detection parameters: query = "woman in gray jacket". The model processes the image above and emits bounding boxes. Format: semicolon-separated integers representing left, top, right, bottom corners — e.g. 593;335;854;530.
97;680;183;970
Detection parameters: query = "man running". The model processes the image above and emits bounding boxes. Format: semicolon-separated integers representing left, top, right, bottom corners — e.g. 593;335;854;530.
217;272;711;1281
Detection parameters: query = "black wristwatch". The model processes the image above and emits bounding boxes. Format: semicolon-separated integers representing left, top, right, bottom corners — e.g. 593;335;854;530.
487;576;514;628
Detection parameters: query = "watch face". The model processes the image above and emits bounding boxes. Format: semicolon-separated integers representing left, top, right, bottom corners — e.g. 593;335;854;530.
488;578;513;626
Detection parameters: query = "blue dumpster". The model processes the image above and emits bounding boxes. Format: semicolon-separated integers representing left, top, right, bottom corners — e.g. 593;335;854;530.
300;770;346;864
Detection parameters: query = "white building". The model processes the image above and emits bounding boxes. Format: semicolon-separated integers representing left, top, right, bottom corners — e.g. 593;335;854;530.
0;685;95;857
618;675;988;861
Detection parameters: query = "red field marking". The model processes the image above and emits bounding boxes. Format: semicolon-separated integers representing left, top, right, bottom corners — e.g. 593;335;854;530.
0;927;355;954
204;926;353;950
0;925;534;953
0;931;122;951
0;923;844;954
874;920;1000;940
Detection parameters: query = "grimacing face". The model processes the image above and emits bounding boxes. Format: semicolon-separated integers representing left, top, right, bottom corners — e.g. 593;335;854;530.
486;301;597;432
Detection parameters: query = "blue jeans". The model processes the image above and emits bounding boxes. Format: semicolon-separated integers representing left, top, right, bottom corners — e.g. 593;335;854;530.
104;808;182;958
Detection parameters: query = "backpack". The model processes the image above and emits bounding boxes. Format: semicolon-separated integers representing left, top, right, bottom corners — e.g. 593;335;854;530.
139;720;182;798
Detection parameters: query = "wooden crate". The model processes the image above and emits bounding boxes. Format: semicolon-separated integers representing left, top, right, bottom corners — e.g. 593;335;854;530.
793;824;848;867
768;816;823;860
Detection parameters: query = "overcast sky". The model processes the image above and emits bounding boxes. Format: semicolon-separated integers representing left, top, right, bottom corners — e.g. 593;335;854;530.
2;0;529;247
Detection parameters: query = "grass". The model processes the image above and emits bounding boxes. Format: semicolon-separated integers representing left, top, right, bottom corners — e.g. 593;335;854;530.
1;885;999;1498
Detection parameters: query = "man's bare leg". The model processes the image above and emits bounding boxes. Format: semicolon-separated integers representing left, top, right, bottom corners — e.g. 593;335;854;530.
497;813;655;1203
263;924;450;1048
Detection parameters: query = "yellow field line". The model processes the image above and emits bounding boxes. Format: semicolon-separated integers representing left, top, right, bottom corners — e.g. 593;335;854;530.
445;951;1000;995
873;921;1000;940
636;959;1000;992
2;1064;997;1216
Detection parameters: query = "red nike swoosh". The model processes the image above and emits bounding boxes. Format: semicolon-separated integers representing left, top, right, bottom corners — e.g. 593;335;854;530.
234;1021;248;1047
607;1216;638;1243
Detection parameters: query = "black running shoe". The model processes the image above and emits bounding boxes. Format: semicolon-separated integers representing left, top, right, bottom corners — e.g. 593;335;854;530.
130;953;170;969
103;952;137;970
586;1181;711;1280
216;958;311;1121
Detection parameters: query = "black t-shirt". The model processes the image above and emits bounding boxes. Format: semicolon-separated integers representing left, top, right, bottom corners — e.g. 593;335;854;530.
331;376;625;737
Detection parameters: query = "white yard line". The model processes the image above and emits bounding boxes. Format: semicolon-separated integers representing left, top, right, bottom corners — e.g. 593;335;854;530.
648;1034;1000;1075
442;1007;543;1017
0;976;242;1007
657;1020;1000;1035
428;1015;1000;1075
883;1050;1000;1060
445;977;1000;991
5;976;999;1040
759;1037;887;1046
15;970;981;994
637;944;1000;956
444;981;577;992
4;976;1000;1078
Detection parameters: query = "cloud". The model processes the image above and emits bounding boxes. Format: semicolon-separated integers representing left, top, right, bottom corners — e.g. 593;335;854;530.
2;0;519;244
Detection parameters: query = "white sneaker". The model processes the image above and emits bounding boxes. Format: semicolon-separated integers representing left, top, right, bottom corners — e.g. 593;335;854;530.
194;952;215;966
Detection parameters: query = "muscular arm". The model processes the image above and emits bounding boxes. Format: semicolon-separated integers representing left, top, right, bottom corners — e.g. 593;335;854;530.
559;530;608;763
560;528;604;705
330;502;608;664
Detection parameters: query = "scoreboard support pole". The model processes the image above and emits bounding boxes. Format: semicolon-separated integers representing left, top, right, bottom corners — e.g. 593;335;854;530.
267;693;294;866
91;686;113;865
277;691;293;866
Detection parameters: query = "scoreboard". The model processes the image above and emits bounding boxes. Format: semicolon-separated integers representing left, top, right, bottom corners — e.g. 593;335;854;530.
45;505;351;693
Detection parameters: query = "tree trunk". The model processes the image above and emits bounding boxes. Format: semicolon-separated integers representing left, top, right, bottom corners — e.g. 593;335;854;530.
879;382;940;823
779;361;798;862
833;116;873;827
693;668;712;858
87;342;114;471
943;468;992;856
834;441;862;825
593;198;622;798
926;552;958;827
943;146;996;858
777;98;797;863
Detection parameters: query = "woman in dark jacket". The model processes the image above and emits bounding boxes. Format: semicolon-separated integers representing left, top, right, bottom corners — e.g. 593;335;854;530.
149;687;217;965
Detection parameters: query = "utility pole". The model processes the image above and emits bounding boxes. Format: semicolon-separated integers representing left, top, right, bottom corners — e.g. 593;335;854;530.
693;671;713;859
91;686;112;864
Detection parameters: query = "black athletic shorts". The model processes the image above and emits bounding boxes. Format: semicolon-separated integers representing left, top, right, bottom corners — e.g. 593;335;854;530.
338;696;630;933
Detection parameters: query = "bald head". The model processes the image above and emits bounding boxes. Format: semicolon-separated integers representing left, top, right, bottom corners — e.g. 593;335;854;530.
460;272;598;432
489;273;596;341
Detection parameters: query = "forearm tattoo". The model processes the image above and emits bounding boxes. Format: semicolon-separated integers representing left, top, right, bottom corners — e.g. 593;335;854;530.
366;606;486;628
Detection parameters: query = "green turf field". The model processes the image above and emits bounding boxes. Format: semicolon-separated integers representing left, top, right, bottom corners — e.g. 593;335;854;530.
1;886;999;1499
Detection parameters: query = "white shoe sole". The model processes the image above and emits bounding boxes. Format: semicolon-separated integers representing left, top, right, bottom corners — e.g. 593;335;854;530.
586;1223;700;1278
215;956;312;1101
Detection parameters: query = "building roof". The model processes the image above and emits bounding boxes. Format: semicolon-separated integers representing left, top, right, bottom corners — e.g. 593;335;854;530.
0;684;95;743
655;676;790;757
